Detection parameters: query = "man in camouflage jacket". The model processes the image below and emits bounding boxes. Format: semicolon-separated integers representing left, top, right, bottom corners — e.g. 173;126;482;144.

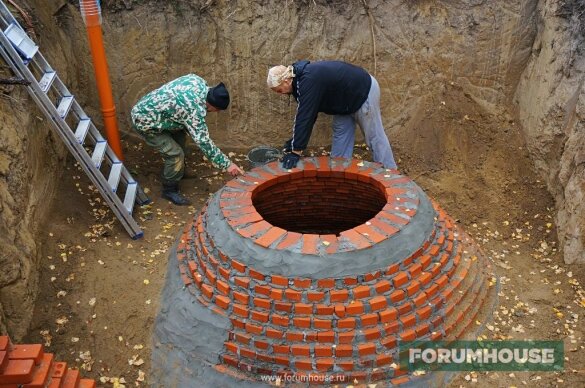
131;74;243;205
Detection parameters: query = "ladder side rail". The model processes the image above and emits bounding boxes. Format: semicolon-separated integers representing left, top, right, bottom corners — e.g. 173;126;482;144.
0;2;22;30
0;33;143;237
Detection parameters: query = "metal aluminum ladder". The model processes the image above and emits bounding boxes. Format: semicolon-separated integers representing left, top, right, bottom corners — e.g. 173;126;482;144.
0;1;149;239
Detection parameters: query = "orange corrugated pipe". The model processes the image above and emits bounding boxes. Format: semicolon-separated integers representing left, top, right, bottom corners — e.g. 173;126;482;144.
80;0;123;160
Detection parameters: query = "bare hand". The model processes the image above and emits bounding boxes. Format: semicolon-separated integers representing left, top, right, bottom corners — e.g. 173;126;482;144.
227;163;244;176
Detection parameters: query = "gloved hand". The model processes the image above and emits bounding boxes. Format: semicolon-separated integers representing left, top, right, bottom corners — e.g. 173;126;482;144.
282;139;292;153
281;152;300;169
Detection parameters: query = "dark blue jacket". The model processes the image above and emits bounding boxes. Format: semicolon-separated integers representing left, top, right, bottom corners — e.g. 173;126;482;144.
288;60;372;151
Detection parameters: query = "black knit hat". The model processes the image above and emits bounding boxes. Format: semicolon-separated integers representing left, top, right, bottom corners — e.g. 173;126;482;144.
206;82;230;110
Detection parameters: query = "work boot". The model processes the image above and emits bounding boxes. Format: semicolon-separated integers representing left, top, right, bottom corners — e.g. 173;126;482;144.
162;181;191;206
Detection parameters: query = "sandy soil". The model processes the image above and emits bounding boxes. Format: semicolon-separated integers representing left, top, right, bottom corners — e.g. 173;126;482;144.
24;86;585;387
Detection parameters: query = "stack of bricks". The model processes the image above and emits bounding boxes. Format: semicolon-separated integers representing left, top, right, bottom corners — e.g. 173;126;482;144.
0;335;95;388
175;157;497;385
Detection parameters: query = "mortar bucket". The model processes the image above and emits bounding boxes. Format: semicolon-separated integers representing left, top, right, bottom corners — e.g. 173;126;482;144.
247;146;282;168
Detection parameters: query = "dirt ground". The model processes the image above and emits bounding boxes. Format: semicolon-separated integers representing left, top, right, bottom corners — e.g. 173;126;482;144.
24;85;585;387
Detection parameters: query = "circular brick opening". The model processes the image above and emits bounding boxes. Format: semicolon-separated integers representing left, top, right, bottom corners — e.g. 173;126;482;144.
252;174;387;235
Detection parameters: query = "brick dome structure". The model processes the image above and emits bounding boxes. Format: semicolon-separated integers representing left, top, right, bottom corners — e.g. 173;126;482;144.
151;157;497;387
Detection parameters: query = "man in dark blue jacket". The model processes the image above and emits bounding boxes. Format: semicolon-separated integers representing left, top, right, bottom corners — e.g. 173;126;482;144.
267;60;397;169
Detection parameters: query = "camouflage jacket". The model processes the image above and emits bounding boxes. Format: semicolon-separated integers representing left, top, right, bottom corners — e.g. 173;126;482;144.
131;74;231;169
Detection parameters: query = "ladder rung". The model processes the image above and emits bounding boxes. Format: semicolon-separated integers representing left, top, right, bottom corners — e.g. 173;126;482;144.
56;95;74;118
124;182;138;214
75;119;91;144
108;162;123;192
38;71;56;92
91;140;107;168
4;23;38;60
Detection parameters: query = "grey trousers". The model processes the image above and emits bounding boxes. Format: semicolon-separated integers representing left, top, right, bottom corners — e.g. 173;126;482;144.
331;76;397;169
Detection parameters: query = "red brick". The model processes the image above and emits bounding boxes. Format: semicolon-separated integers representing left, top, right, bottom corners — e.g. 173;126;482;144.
369;217;399;236
291;345;311;357
374;280;392;294
343;277;359;286
265;328;283;339
276;232;303;250
330;289;349;302
294;358;313;371
334;305;346;318
307;291;325;302
313;319;332;330
369;295;388;311
384;321;400;335
335;344;353;357
363;327;382;340
340;229;371;249
271;274;289;287
390;290;405;303
352;285;371;299
386;263;400;276
358;343;376;356
393;272;409;288
248;268;265;281
232;304;249;318
400;329;416;342
285;288;302;302
234;276;250;288
215;295;230;310
0;336;10;351
317;279;335;288
205;268;217;285
293;303;312;315
415;323;430;336
245;322;263;335
397;302;413;315
317;331;335;343
227;213;263;228
417;305;433;320
216;280;230;295
316;358;334;371
409;263;423;278
294;278;312;289
224;341;238;354
312;345;333;357
406;280;421;297
360;313;379;327
231;259;246;273
255;226;287;248
364;271;382;282
273;344;289;354
338;331;355;344
293;317;311;328
254;284;270;297
251;310;269;323
338;317;356;329
274;301;292;313
413;292;427;307
274;356;289;366
346;301;364;315
240;347;257;360
301;234;320;255
253;297;271;309
233;291;249;305
234;332;251;345
287;331;304;342
272;314;289;327
400;313;417;330
315;304;334;315
201;284;213;299
379;307;398;323
270;288;284;300
218;266;230;280
9;344;44;364
381;335;397;349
